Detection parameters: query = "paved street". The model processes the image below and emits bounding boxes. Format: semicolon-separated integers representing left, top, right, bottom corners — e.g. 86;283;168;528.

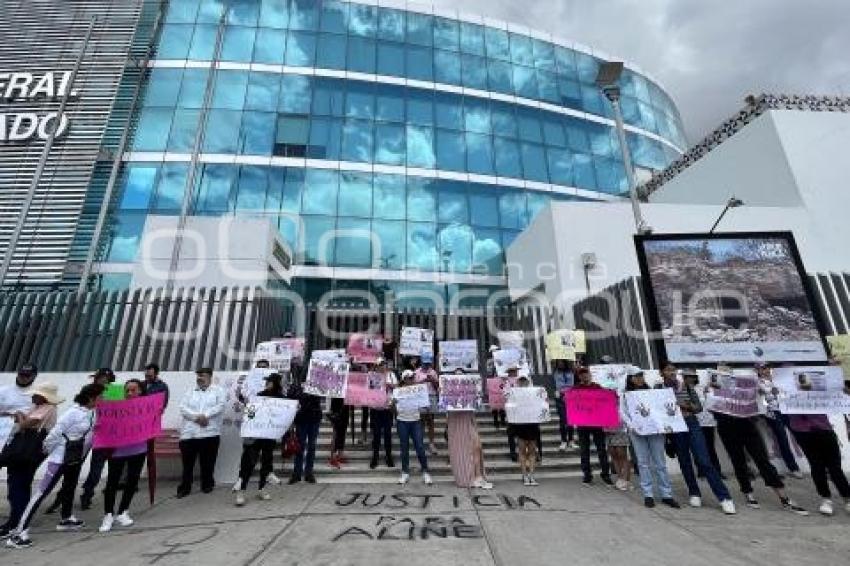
1;475;848;566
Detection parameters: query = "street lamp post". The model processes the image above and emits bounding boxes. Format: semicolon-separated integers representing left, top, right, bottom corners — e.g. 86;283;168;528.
709;196;745;233
596;62;651;235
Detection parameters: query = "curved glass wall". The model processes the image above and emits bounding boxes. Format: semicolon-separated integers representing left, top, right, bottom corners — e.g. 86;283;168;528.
103;0;688;286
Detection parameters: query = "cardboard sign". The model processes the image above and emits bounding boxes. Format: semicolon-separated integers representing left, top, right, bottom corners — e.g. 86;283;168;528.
492;348;531;378
773;366;850;415
565;388;620;428
497;331;524;349
623;389;688;435
305;358;350;398
243;368;274;399
438;375;483;411
505;386;550;424
589;364;635;390
347;333;383;364
310;349;348;362
704;371;760;418
344;371;389;408
240;397;298;440
400;327;435;357
545;330;586;361
827;335;850;377
439;340;479;373
486;377;517;410
393;384;431;412
93;393;165;449
254;340;294;371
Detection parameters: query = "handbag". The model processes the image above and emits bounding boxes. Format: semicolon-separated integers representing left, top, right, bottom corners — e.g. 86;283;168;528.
281;430;300;458
0;428;47;467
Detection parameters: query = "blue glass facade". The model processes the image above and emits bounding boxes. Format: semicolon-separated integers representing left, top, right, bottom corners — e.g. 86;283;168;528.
104;0;687;292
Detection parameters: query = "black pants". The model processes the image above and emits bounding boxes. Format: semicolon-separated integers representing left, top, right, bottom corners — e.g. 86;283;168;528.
791;428;850;499
492;410;506;428
331;407;350;452
696;426;723;475
238;439;276;490
178;436;220;494
578;427;610;480
104;453;146;515
715;414;783;494
3;462;39;530
370;409;393;460
18;461;83;532
81;448;109;500
508;426;543;459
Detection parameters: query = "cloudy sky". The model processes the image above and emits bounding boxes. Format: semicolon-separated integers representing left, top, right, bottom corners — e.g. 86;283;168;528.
435;0;850;145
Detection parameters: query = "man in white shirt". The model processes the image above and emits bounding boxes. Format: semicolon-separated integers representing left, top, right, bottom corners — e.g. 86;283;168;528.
177;368;225;498
0;364;37;455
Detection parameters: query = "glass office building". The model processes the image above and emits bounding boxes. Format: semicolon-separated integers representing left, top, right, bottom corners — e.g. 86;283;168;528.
95;0;688;303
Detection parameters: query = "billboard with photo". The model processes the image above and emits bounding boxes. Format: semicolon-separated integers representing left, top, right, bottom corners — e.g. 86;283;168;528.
635;232;828;364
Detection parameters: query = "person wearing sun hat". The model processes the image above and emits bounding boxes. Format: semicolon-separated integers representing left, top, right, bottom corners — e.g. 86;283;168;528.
0;382;63;539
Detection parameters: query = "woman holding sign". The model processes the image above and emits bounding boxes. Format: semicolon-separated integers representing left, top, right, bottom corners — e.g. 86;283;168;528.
393;370;433;485
99;379;149;532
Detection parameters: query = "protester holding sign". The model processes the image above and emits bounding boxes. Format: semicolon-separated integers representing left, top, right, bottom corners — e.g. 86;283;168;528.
708;365;809;516
571;367;613;486
286;369;323;484
0;382;60;538
99;379;151;532
176;369;225;499
235;373;287;506
78;367;117;511
7;383;104;550
756;363;803;478
507;377;543;486
552;360;577;451
623;371;679;509
369;358;397;470
413;356;440;456
393;371;433;486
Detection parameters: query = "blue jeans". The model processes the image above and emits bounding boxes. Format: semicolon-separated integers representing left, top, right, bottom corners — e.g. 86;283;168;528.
629;433;673;499
397;419;429;474
764;413;800;472
673;416;731;501
294;420;321;478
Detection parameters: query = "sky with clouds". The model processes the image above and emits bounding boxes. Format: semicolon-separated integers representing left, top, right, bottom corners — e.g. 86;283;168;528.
434;0;850;145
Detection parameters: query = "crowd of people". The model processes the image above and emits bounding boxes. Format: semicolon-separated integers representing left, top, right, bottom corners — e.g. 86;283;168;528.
1;341;849;549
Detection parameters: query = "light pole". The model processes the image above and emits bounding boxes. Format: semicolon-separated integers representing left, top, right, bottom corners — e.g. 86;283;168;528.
709;196;745;233
596;61;651;235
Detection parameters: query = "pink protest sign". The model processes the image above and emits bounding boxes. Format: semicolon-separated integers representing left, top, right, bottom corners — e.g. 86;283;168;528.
565;388;620;428
345;371;389;408
486;377;517;410
347;333;383;364
93;393;165;449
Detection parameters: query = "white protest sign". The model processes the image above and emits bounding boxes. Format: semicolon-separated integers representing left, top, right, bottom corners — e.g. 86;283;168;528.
393;384;431;412
624;388;688;435
497;331;524;349
773;366;850;415
399;327;434;357
589;364;634;390
242;367;274;399
310;349;348;362
0;416;14;448
704;370;761;418
253;341;293;371
492;347;531;378
505;386;550;424
439;340;479;373
240;397;298;440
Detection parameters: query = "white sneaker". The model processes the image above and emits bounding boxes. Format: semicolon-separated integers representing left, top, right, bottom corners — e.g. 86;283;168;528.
522;474;530;486
569;441;579;450
99;514;114;533
720;499;736;515
232;478;243;492
267;472;282;485
528;475;539;486
472;478;494;490
558;442;568;452
115;512;134;527
398;472;410;485
422;472;433;485
235;492;246;506
258;490;272;501
689;496;703;508
791;470;804;479
615;479;628;492
745;494;760;509
819;499;834;516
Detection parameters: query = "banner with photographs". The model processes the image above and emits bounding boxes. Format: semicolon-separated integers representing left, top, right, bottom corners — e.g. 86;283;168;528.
438;340;479;373
704;370;761;417
305;357;350;398
772;366;850;415
344;371;389;408
253;341;293;372
486;377;517;410
623;389;688;435
505;386;550;424
545;330;586;361
492;348;531;377
399;327;435;357
347;333;383;364
438;375;483;411
636;233;827;364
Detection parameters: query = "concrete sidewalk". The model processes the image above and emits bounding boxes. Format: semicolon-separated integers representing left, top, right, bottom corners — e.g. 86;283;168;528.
1;475;848;566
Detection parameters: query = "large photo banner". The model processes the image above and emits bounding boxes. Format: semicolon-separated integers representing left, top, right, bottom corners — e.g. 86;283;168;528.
772;366;850;415
393;384;431;412
565;388;620;428
93;393;165;449
704;371;761;417
305;358;350;398
635;233;828;364
486;377;517;410
624;389;688;435
347;333;383;364
344;371;389;408
505;387;550;424
438;375;483;411
492;348;531;377
439;340;479;373
399;327;434;357
240;397;298;440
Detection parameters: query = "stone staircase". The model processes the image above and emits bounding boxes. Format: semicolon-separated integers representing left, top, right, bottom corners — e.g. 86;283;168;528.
275;403;587;484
